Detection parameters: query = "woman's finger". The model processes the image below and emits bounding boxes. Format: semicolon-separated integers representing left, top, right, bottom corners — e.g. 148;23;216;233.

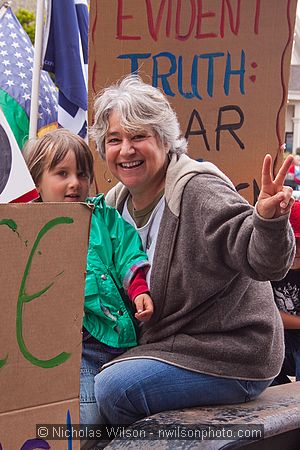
279;187;294;213
274;155;294;186
260;154;273;189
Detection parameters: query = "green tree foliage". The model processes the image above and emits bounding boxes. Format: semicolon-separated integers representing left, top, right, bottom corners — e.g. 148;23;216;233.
15;8;36;45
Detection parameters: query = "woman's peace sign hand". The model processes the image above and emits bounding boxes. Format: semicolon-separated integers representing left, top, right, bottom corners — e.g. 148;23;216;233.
256;154;294;219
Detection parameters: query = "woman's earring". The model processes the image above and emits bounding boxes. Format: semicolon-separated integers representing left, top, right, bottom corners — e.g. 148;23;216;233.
104;170;112;183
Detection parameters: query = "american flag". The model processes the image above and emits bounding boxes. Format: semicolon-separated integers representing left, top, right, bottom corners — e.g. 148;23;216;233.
43;0;88;138
0;6;58;148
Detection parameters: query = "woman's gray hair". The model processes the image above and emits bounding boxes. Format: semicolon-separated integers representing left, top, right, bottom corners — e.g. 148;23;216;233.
89;75;187;159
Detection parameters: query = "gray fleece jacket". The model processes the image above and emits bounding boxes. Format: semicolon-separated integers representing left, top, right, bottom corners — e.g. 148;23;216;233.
104;154;295;380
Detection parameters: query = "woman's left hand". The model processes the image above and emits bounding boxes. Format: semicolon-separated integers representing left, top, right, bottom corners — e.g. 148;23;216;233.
257;154;294;219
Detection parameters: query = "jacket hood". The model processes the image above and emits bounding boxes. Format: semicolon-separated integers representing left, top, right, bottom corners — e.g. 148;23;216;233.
166;154;235;216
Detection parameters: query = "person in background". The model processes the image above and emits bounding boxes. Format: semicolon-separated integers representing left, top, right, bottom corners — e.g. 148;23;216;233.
287;154;300;190
272;200;300;384
89;75;295;427
23;129;153;428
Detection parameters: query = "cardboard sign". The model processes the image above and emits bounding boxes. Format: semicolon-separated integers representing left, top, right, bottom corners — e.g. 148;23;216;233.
89;0;297;204
0;109;38;203
0;203;92;449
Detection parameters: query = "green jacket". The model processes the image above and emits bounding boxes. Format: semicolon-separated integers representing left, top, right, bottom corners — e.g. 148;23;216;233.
83;195;149;348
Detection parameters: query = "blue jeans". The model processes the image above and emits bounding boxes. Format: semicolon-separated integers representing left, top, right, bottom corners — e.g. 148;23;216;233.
94;359;272;425
80;333;125;425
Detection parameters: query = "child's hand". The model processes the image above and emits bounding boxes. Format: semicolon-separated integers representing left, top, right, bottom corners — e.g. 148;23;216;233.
134;293;154;322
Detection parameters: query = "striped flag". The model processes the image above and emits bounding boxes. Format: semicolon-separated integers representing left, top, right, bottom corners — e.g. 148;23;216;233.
0;6;58;150
43;0;88;138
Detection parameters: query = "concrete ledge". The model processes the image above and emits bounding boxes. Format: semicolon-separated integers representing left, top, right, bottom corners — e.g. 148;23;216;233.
105;381;300;449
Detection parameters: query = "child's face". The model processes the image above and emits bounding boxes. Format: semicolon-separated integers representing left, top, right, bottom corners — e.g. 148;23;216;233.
37;150;91;202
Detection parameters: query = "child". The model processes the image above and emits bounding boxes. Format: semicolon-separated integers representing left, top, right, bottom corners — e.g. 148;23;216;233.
272;200;300;384
24;129;153;425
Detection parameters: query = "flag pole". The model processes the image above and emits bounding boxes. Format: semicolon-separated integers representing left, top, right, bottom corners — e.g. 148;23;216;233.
29;0;45;139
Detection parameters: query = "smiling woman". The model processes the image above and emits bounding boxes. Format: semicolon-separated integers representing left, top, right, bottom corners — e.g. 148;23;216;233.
88;75;296;432
104;110;169;209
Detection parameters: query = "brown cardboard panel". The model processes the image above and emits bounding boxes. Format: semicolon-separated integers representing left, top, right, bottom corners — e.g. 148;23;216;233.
0;399;80;450
88;0;297;204
0;203;92;415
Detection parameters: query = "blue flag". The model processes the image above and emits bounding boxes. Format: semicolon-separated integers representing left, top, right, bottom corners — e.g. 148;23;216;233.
43;0;88;138
0;6;58;149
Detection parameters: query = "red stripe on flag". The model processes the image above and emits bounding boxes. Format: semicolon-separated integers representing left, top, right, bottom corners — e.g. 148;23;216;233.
10;189;39;203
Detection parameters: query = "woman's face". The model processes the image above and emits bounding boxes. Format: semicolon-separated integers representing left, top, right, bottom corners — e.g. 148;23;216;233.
105;110;169;197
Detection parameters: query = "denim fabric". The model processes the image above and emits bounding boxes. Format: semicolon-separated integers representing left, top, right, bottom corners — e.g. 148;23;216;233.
80;334;125;425
94;359;272;425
